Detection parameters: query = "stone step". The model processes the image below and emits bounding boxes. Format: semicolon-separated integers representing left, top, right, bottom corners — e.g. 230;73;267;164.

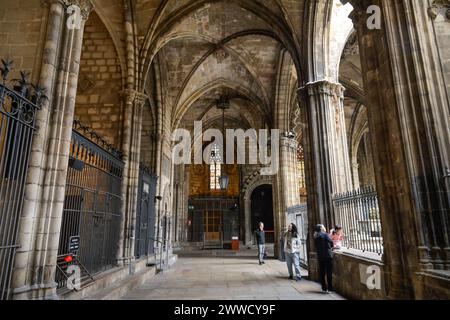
85;265;157;300
83;254;178;300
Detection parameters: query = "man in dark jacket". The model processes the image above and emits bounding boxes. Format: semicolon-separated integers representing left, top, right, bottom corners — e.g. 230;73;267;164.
255;222;265;265
314;224;334;293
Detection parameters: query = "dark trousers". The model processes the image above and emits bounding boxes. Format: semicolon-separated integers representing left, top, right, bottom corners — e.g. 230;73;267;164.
319;258;333;291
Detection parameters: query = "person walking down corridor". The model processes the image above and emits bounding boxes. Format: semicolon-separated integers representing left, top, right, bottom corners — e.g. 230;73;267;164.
255;222;266;265
314;224;334;293
284;223;302;281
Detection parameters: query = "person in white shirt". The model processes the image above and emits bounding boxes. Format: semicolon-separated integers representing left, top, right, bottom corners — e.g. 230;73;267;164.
284;223;302;281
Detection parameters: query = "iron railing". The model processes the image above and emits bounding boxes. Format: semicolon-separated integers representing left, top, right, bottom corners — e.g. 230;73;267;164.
0;60;44;300
55;120;124;293
332;186;383;255
287;204;308;267
135;163;157;258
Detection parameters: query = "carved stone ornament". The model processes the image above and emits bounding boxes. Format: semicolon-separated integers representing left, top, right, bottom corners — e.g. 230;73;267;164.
342;32;359;58
428;0;450;21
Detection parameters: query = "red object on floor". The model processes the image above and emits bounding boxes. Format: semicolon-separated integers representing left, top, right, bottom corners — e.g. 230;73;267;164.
231;238;240;251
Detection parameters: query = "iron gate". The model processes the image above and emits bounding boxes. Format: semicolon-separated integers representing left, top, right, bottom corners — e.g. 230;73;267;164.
55;120;124;292
135;164;157;258
332;186;383;255
188;197;239;246
0;61;43;300
287;204;308;267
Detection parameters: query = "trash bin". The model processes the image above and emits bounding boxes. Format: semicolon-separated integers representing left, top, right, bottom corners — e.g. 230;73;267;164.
231;237;240;251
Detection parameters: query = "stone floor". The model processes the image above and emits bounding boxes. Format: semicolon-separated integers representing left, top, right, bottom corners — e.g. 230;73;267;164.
121;257;345;300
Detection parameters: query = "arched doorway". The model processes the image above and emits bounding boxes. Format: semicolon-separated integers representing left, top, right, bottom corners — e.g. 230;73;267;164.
250;185;274;243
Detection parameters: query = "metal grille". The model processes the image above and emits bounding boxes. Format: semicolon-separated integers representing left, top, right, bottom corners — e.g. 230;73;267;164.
332;186;383;255
287;204;308;267
0;61;42;300
56;120;124;293
188;197;239;247
135;164;157;258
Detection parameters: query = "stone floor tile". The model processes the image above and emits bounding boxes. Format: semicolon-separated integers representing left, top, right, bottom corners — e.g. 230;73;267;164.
120;257;346;301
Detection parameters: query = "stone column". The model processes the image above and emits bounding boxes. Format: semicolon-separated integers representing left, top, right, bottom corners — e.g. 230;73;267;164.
343;0;450;298
281;137;301;210
117;90;147;264
117;89;135;265
298;80;352;280
12;0;92;300
273;137;301;259
172;164;187;246
128;93;147;260
352;161;360;190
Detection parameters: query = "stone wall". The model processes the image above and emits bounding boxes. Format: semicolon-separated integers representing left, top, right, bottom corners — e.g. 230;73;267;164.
414;271;450;299
332;251;386;300
0;0;45;82
75;11;123;147
431;5;450;103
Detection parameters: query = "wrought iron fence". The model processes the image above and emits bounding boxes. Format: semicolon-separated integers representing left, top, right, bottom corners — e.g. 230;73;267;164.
135;163;157;258
332;186;383;255
55;120;124;293
188;197;239;248
0;60;44;300
287;204;308;267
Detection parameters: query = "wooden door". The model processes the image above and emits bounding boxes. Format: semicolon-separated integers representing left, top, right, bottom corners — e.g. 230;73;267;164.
203;211;221;241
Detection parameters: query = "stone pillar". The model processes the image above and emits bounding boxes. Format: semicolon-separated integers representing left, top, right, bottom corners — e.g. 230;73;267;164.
118;90;147;263
352;161;360;190
298;80;352;280
343;0;450;298
179;164;189;243
128;93;147;258
117;89;135;265
172;164;188;246
280;137;301;210
274;137;301;254
12;0;92;300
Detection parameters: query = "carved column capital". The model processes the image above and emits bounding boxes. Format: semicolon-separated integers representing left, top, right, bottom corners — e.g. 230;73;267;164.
134;92;149;107
280;136;298;151
120;89;137;105
341;0;384;29
428;0;450;21
299;80;345;100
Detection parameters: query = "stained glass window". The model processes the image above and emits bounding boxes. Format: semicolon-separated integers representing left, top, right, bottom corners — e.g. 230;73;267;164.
210;144;222;190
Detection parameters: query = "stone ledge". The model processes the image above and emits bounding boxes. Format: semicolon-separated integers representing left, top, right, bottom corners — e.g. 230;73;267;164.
417;269;450;281
334;248;384;264
332;249;386;300
59;258;154;300
414;270;450;299
84;265;157;300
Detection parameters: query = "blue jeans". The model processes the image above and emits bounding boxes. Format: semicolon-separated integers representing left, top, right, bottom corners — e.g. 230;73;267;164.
286;252;301;278
258;244;265;263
